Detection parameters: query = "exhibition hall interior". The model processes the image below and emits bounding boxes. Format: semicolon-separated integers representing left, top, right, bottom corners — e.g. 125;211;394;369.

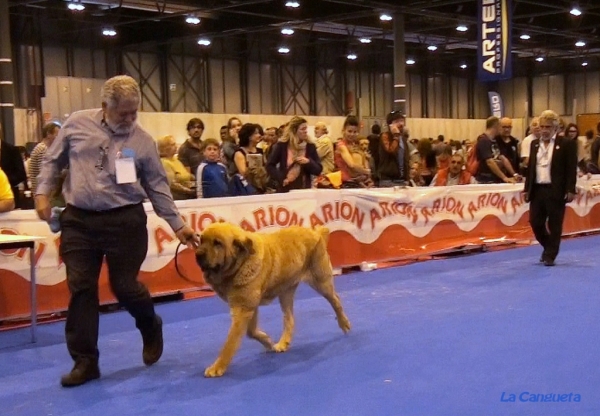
1;0;600;415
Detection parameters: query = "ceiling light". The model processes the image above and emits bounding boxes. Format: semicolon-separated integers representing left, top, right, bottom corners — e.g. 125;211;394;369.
575;40;586;47
582;61;588;66
520;34;530;40
456;25;468;32
185;16;201;25
535;56;544;62
427;45;438;51
406;59;415;65
278;46;290;54
67;2;85;11
102;28;117;37
460;64;467;69
380;13;392;21
197;38;211;46
285;1;300;8
347;53;357;60
570;7;582;16
281;28;294;35
359;37;371;44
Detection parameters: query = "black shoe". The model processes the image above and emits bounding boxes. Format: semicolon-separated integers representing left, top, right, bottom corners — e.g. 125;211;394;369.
60;358;100;387
543;258;555;267
539;255;545;263
142;315;163;366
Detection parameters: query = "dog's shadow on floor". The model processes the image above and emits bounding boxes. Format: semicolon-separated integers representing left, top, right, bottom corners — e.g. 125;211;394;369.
220;329;368;381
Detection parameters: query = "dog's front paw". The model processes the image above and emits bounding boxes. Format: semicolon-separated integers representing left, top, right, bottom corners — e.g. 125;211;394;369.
204;363;227;378
272;341;290;353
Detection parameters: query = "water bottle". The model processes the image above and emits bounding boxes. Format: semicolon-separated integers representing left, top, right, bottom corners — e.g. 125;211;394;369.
48;207;64;233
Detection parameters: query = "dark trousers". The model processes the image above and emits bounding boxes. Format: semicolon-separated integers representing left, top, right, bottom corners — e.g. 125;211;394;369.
60;203;156;362
529;185;566;260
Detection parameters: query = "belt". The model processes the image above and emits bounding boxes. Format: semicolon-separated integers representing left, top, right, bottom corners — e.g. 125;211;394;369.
67;202;143;215
535;183;552;188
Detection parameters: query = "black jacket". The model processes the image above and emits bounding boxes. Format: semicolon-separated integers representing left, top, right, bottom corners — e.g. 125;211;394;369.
524;136;577;201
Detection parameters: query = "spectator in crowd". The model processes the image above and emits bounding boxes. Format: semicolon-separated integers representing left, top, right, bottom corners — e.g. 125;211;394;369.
436;144;453;171
314;121;335;175
450;139;465;158
219;125;228;142
496;117;520;174
408;161;425;187
158;135;195;200
334;116;372;188
177;118;205;176
196;138;229;198
589;122;600;174
221;116;242;177
416;138;437;185
34;75;197;387
233;123;263;178
523;109;577;267
563;123;586;173
475;116;517;184
261;126;278;161
431;153;476;186
378;111;410;187
266;116;322;192
28;122;61;194
520;117;541;173
0;122;27;209
0;167;15;212
433;135;445;155
579;129;595;173
367;124;381;184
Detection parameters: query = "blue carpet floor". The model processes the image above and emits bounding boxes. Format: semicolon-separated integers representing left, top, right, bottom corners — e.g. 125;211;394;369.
1;235;599;416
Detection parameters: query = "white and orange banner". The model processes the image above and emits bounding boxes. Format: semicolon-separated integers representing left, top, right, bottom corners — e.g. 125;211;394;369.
2;178;600;320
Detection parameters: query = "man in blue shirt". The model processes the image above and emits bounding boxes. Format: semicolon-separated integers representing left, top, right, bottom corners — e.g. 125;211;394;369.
35;75;198;387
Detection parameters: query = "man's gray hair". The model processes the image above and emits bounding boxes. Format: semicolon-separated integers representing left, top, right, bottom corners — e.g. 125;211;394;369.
539;110;559;127
101;75;141;108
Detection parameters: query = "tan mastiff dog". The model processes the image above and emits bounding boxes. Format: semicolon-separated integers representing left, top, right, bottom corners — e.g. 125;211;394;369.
195;222;351;377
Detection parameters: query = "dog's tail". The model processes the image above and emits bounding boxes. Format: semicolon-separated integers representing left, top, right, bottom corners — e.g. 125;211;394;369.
314;226;330;245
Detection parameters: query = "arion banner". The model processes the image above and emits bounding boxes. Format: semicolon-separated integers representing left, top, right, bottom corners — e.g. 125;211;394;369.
2;178;600;320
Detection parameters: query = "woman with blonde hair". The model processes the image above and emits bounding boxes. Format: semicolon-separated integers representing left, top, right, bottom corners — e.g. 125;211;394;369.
157;135;195;200
266;116;322;192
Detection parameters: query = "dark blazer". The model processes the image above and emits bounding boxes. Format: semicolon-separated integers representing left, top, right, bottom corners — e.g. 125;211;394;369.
266;141;322;192
524;136;577;201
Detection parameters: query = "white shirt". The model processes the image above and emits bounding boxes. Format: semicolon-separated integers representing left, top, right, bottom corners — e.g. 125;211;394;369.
521;133;537;159
535;137;555;184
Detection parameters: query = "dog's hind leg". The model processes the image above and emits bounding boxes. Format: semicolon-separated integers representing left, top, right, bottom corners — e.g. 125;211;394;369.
204;306;254;378
246;309;274;351
308;259;351;333
272;286;298;352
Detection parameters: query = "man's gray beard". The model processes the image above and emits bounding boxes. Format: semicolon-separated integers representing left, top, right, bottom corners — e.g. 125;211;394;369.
107;120;134;136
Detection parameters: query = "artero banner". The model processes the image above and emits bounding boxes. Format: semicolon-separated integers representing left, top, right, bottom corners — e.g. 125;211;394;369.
478;0;512;82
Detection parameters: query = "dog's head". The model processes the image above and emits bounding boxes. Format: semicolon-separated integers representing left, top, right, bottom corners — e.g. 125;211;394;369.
195;222;255;279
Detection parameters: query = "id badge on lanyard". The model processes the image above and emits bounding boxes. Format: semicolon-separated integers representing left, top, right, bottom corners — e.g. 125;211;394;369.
115;148;137;184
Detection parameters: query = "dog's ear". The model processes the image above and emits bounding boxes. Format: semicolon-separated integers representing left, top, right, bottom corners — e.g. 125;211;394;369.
234;237;255;257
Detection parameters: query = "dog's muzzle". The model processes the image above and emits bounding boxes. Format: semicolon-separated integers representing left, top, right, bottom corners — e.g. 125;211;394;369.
195;249;219;273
